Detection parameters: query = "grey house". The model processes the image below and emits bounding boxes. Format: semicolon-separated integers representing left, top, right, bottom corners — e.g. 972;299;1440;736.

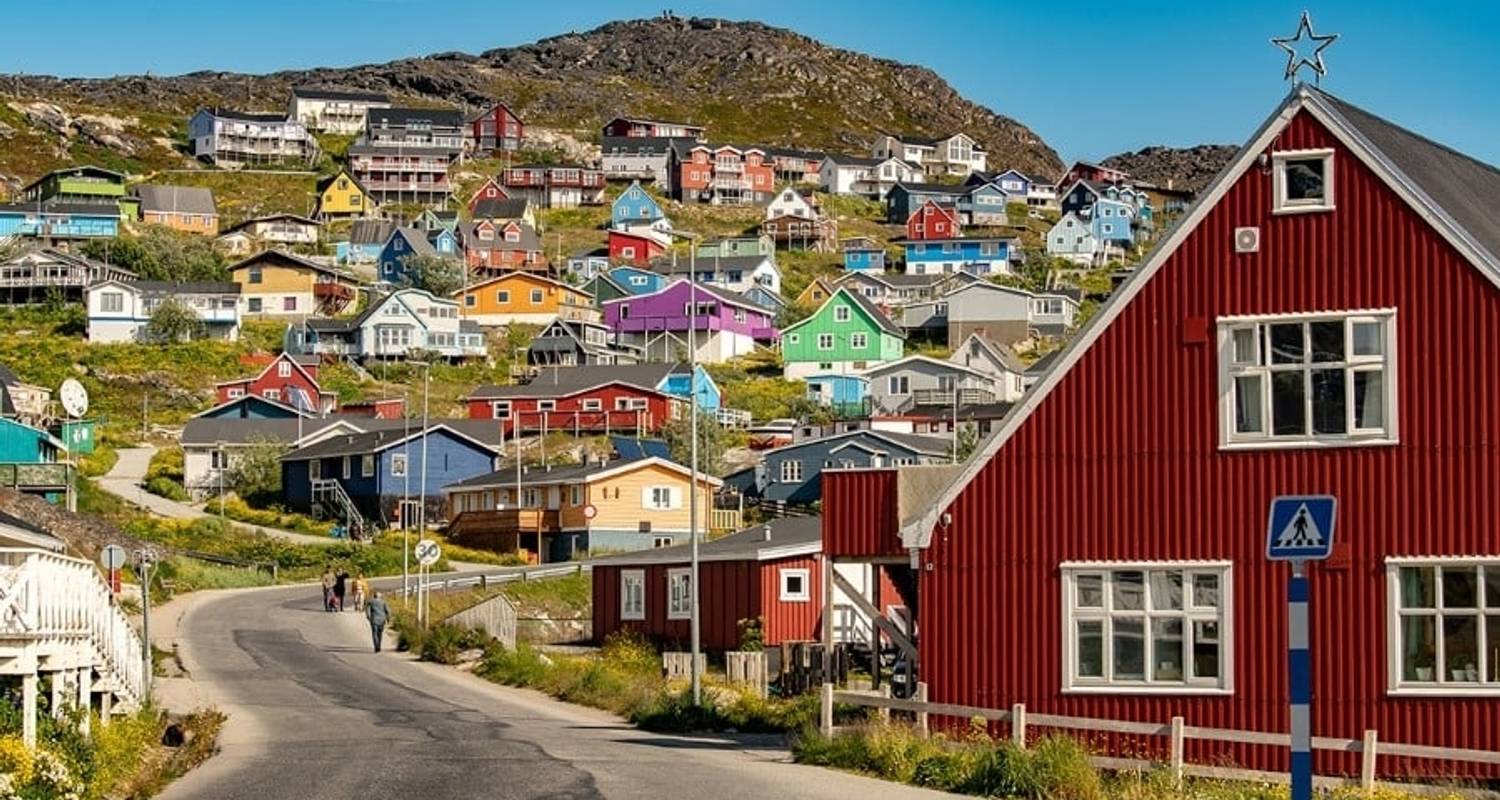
901;281;1080;346
723;430;950;507
862;355;1005;415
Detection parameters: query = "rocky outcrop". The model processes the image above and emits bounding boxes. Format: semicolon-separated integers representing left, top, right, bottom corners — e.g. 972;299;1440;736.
1101;144;1238;194
2;16;1063;175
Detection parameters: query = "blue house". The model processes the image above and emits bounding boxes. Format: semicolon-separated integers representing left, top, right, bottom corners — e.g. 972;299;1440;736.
1089;198;1138;246
885;183;968;224
376;227;458;284
0;204;120;240
903;237;1021;277
605;266;669;296
805;374;868;417
841;237;886;272
722;430;949;507
660;364;722;412
280;423;500;526
335;220;394;266
964;182;1013;226
610;181;664;228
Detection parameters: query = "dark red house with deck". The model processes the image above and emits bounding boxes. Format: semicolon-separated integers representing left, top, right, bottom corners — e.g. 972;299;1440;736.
214;352;335;413
464;364;690;437
822;84;1500;778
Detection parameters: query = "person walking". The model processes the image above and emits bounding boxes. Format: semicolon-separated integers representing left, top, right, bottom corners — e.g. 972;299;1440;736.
352;572;370;612
320;567;335;612
365;591;391;653
333;568;350;612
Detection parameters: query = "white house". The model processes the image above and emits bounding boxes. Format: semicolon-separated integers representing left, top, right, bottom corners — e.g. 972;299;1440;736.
296;288;486;361
819;155;920;198
87;280;242;343
217;214;322;256
1046;212;1100;265
655;254;783;297
764;187;818;220
861;355;1002;415
288;87;391;135
871;133;987;176
188;108;317;169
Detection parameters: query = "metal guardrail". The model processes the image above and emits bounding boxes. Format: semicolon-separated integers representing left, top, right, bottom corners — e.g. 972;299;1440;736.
393;563;589;598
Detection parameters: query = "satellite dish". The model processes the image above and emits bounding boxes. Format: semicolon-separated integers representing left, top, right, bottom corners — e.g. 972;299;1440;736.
59;379;89;419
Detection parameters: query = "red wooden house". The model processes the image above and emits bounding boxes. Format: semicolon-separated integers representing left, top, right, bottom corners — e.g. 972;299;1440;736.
593;517;905;651
466;178;509;214
500;166;606;209
467;103;525;155
905;200;961;241
464;364;690;436
1058;160;1131;190
823;84;1500;778
669;143;775;206
461;220;544;274
602;117;706;140
339;397;406;419
608;229;669;266
214;353;335;413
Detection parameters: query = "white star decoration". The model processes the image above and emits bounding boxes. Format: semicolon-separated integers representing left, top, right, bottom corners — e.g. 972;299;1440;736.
1271;11;1339;84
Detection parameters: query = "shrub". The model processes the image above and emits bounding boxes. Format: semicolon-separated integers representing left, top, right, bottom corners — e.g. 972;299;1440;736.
144;475;190;502
419;622;489;665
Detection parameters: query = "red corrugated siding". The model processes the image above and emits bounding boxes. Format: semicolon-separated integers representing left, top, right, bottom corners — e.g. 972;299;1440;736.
594;560;781;651
758;555;824;645
823;470;903;557
920;109;1500;777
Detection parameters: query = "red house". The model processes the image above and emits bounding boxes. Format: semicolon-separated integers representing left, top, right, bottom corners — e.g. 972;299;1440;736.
214;353;335;413
467;103;525;155
602;117;705;141
339;397;407;419
608;229;669;265
462;220;544;274
823;84;1500;778
669;143;775;205
464;364;690;436
593;517;905;651
905;200;960;241
466;178;510;214
1057;160;1130;189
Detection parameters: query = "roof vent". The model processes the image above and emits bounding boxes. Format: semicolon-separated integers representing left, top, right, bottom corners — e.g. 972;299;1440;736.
763;525;772;542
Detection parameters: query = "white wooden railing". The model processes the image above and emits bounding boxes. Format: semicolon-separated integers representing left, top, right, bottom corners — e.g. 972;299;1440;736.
0;549;145;744
825;686;1500;794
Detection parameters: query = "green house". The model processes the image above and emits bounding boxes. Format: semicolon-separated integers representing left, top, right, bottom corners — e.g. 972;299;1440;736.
0;418;65;464
20;165;127;206
781;287;905;380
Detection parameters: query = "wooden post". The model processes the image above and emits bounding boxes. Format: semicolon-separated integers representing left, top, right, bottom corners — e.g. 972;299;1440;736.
75;669;89;737
98;691;111;728
1360;729;1379;794
819;682;834;737
915;681;929;738
1169;716;1185;786
21;673;36;748
1011;703;1027;748
821;556;834;684
49;671;63;720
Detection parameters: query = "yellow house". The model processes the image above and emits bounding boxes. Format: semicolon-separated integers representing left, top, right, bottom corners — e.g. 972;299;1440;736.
443;456;722;562
226;250;360;316
795;276;839;309
452;272;598;327
315;169;373;219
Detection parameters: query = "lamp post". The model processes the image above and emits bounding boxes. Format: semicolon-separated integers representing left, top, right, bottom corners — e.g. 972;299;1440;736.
684;235;703;707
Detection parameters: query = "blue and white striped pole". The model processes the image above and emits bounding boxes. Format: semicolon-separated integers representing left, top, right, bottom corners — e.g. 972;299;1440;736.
1287;560;1312;800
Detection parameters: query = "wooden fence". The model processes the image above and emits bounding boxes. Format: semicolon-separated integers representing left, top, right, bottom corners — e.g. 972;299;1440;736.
824;684;1500;796
443;592;519;650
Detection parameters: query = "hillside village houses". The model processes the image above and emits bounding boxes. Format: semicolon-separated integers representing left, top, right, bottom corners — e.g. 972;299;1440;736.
463;363;720;436
466;102;526;155
288;87;391;134
132;185;219;235
315;169;375;220
760;187;836;252
603;281;778;363
0;248;135;304
500;165;606;209
290;287;485;361
86;279;242;343
452;272;595;327
526;317;644;367
818;154;920;199
189;108;317;168
226;250;360;317
871;132;987;176
349;107;464;207
781;287;905;380
668;142;775;205
217;214;321;257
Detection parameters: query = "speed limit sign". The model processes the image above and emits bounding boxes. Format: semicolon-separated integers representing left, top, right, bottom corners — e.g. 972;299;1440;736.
414;539;441;566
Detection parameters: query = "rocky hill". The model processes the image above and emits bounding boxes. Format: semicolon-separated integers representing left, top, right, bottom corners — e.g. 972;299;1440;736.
1101;144;1238;193
0;15;1062;187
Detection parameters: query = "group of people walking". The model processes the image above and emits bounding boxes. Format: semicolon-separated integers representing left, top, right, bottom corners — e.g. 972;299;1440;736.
320;566;390;653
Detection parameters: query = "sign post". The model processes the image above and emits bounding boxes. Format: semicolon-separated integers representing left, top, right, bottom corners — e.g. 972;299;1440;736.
414;539;441;627
1266;495;1337;800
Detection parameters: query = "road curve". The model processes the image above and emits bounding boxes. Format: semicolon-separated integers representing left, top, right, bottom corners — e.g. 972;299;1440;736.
160;584;953;799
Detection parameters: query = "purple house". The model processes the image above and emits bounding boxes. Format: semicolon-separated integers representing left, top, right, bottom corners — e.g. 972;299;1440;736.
602;279;778;363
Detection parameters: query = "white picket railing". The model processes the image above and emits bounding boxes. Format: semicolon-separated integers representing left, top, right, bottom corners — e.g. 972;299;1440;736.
0;549;145;743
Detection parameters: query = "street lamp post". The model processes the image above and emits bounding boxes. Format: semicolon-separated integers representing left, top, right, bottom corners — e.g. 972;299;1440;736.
686;239;703;708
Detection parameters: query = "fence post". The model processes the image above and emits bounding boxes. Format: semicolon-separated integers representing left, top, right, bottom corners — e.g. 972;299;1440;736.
1011;703;1027;748
879;683;891;724
1360;729;1378;795
820;682;834;737
479;574;487;591
915;682;929;738
1169;716;1185;786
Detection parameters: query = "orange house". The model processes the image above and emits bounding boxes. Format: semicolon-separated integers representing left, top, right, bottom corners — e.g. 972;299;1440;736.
453;271;597;327
133;185;219;235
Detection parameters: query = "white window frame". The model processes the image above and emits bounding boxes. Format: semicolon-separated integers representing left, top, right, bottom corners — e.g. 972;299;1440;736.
390;453;408;477
1385;556;1500;696
1217;309;1398;450
361;454;375;477
833;305;851;323
1060;561;1234;695
621;569;645;621
780;568;811;602
580;398;603;412
816;333;835;351
850;333;868;350
667;568;692;620
1272;149;1336;214
779;459;803;483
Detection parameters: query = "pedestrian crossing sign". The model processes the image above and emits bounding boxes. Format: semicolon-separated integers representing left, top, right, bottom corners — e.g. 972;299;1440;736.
1267;495;1337;561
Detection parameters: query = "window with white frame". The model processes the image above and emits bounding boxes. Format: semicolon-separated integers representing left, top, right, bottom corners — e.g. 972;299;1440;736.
888;375;909;394
570;485;583;506
278;361;292;378
667;568;691;619
581;398;602;412
834;305;851;322
390;454;408;477
780;459;803;483
1387;559;1500;692
646;486;673;509
621;570;645;620
780;568;811;602
1218;311;1396;447
817;333;835;351
490;401;511;420
1273;149;1334;213
850;333;868;350
1062;563;1233;692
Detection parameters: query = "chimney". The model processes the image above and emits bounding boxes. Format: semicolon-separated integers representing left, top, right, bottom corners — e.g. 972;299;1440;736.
763;525;772;542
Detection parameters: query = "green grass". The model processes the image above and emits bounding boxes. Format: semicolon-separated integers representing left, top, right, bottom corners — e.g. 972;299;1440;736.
160;556;277;592
204;497;336;537
499;571;591;618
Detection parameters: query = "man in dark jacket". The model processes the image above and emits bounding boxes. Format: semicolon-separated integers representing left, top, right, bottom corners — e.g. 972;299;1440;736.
333;569;350;612
365;591;391;653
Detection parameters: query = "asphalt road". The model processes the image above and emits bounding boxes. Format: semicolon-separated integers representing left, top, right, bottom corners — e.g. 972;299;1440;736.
160;583;953;799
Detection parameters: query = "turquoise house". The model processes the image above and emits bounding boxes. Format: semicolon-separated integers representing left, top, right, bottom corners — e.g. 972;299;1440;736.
606;266;669;296
0;418;65;463
0;205;120;239
660;364;722;412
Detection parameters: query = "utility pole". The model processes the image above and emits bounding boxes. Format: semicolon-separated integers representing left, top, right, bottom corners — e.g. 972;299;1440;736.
137;550;154;695
418;363;430;535
687;235;703;707
401;401;411;602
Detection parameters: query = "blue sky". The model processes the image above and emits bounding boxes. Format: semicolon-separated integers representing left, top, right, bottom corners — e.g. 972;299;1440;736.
4;1;1497;166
